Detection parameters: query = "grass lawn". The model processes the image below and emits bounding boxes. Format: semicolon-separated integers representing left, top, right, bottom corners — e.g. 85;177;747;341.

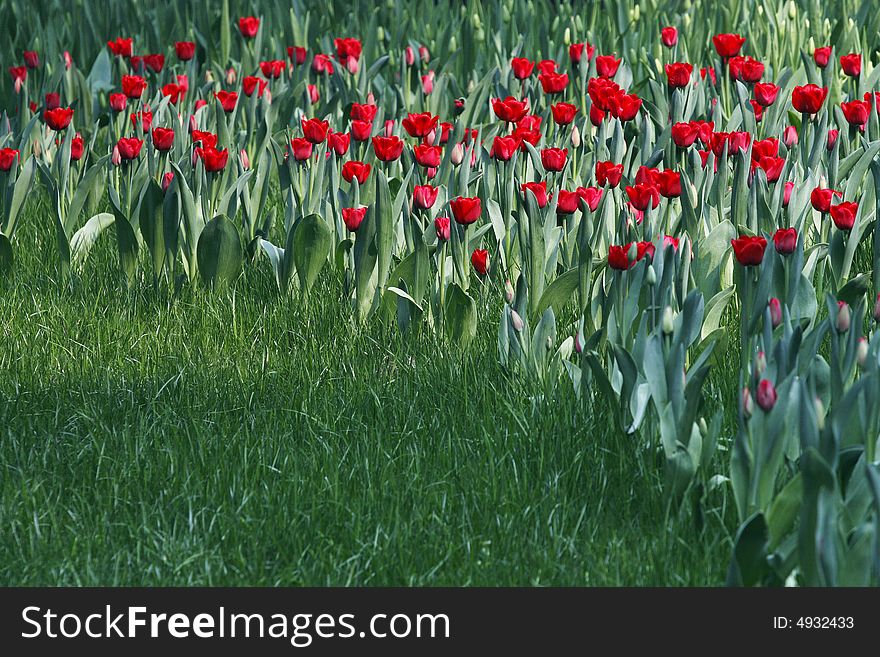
1;212;736;585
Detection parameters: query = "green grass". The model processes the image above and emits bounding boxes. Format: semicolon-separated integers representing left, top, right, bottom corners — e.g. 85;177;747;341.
0;211;737;585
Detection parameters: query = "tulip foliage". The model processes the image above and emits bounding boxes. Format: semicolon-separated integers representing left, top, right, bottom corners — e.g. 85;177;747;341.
3;0;880;586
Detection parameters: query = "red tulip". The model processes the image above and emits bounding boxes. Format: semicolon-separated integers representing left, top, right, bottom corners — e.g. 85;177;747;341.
841;100;870;127
783;181;794;207
577;187;603;211
107;37;133;58
196;145;228;171
9;66;27;90
242;75;268;97
596;161;623;187
661;27;678;48
341;160;371;185
608;244;631;270
130;109;152;131
144;54;164;73
814;46;831;68
626;183;660;210
334;38;362;63
538;71;568;94
490;135;519;161
214;90;238;113
671;122;699;148
402;112;439;138
342;207;367;232
753;82;779;107
840;53;861;77
372;136;404;162
810;187;842;213
729;55;763;83
540;147;567;172
826;129;839;150
413;185;439;210
510;57;534;79
44;92;60;110
287;46;307;65
116;137;143;161
610;93;642;121
596;55;621;78
175;41;195;61
665;62;693;88
830;202;858;231
413;144;441;168
260;60;285;79
151;127;174;151
471;248;489;275
0;147;20;171
23;50;39;69
521;182;548;208
754;156;784;183
756;379;777;411
161;83;182;104
435;216;451;241
550;102;577;126
192;130;218;148
301;117;329;143
492;97;529;123
710;131;751;156
769;297;782;328
450;196;481;225
351;120;373;142
121;75;147;99
327;131;350;156
712;33;746;58
731;235;767;266
654;169;681;198
772;228;797;255
555;189;580;215
238;16;260;38
783;126;798;147
791;84;827;114
44;107;73;131
290;138;313;161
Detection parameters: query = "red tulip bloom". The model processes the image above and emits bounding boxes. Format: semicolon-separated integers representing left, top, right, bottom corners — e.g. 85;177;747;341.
830;202;858;231
162;83;183;104
791;84;827;114
238;16;260;38
351;120;373;142
350;103;377;123
521;181;548;208
192;130;218;148
342;207;367;232
608;244;631;270
596;161;623;187
772;228;797;255
450;196;481;225
151;127;174;152
116;137;143;161
402;112;439;138
540;147;567;172
712;33;746;58
665;62;693;88
626;183;660;211
756;379;777;411
301;118;329;143
661;27;678;48
196;145;228;171
492;97;529;123
341;160;371;185
730;235;767;266
810;187;842;213
826;129;839;150
654;169;681;198
511;57;534;79
66;133;81;160
490;135;519;161
754;156;784;183
9;66;27;87
413;144;441;168
538;71;568;94
610;93;642;121
214;90;238;112
372;136;404;162
287;46;307;65
144;54;164;73
23;50;39;69
0;147;20;171
471;248;489;275
555;189;580;215
334;38;362;63
107;37;133;58
412;185;439;210
43;92;60;110
729;55;763;83
671;122;699;148
753;82;779;107
840;53;861;77
260;60;285;79
328;131;350;156
435;216;451;241
841;100;870;127
120;76;146;100
783;181;794;207
242;75;268;97
175;41;195;61
550;102;577;125
596;55;621;78
44;106;74;131
577;187;603;211
813;46;831;68
290;138;313;161
312;54;334;75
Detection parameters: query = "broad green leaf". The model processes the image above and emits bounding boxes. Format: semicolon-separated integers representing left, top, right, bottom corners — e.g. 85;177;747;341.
292;213;332;295
197;214;243;287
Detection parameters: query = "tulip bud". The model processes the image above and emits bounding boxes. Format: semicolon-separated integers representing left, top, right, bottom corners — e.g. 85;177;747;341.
419;46;430;64
63;51;73;70
627;243;638;261
264;88;272;104
662;306;674;335
346;57;360;75
563;28;571;46
699;417;708;436
787;0;796;18
836;301;850;333
384;120;394;137
450;142;464;165
111;145;122;166
769;297;782;328
510;310;524;332
755;351;766;376
161;171;175;192
545;335;553;351
405;46;415;66
366;92;376;106
814;397;825;430
742;387;754;418
14;78;22;94
646;265;657;286
856;337;868;367
421;73;434;95
783;125;798;147
424;128;437;146
574;331;583;354
226;67;236;85
873;293;880;323
377;27;385;42
756;379;777;412
239;149;250;170
571;125;581;148
205;70;214;83
504;279;514;303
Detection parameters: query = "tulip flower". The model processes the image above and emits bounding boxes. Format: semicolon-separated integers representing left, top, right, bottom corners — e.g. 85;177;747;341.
238;16;260;38
840;53;861;77
259;60;285;79
791;84;828;114
768;298;782;328
813;46;831;68
538;71;568;94
195;145;228;171
334;37;362;63
161;172;175;192
661;27;678;48
116;137;144;161
510;58;534;79
490;135;519;161
521;182;548;208
121;75;147;99
312;54;334;75
665;62;693;88
301;118;329;144
841;100;869;127
810;187;842;213
626;183;660;211
290;138;313;161
731;235;767;266
782;125;798;147
577;187;603;211
550;102;577;125
434;216;451;241
836;301;851;333
23;50;39;69
772;228;797;255
44;107;74;131
671;122;699;148
712;33;746;58
826;129;839;150
371;136;404;162
471;249;489;275
327;131;350;156
413;185;439;210
729;55;763;83
555;190;580;215
402;112;439;138
596;161;623;187
741;387;754;417
540;147;567;172
214;91;238;113
413;144;441;168
341;161;371;185
753;82;779;107
756;379;777;412
450;196;481;225
596;55;621;78
783;181;794;207
44;93;60;110
0;148;20;171
830;201;858;231
492;97;529;123
654;170;681;198
287;46;307;65
151;127;174;152
342;207;367;232
175;41;195;61
107;37;133;58
608;244;631;270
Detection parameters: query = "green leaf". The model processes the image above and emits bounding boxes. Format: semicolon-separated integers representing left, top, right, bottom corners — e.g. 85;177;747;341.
292;213;332;295
4;155;35;237
766;473;803;550
259;239;285;291
109;190;138;284
373;168;395;291
535;268;579;316
727;513;769;586
197;214;243;287
138;180;166;281
70;212;114;269
444;283;477;346
0;233;12;276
